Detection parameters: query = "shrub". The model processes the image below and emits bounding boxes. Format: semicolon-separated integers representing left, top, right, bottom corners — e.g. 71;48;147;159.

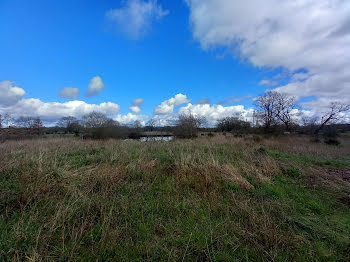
174;114;204;139
217;117;251;133
257;146;268;154
323;128;338;138
324;138;340;146
207;133;215;137
252;135;262;143
282;167;301;178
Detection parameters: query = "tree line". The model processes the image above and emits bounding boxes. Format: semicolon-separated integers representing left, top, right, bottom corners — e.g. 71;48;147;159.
1;91;349;140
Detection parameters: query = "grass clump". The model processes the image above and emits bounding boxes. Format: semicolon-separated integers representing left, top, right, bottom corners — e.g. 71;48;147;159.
0;136;350;261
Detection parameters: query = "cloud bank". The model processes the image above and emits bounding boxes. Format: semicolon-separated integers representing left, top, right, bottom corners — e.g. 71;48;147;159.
179;103;254;125
186;0;350;108
0;80;120;123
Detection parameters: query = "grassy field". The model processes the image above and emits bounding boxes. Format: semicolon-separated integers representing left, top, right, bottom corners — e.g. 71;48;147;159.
1;135;350;261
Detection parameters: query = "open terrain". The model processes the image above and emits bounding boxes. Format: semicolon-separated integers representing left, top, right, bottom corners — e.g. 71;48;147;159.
1;135;350;261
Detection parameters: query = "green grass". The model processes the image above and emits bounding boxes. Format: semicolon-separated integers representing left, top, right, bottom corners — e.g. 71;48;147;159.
0;137;350;261
267;149;350;169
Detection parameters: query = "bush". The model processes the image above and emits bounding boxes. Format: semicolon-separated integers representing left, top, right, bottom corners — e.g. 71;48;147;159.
174;114;204;139
323;128;338;138
208;133;215;137
217;117;251;133
252;135;262;143
282;167;301;178
324;138;340;146
257;146;268;154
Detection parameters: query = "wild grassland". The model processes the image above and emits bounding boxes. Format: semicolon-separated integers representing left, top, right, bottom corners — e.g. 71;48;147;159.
1;135;350;261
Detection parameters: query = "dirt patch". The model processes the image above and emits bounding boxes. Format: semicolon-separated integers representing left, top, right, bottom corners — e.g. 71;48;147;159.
328;169;350;183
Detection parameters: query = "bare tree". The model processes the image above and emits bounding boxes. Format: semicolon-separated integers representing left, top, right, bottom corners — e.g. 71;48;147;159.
274;93;296;131
82;112;111;128
314;102;350;134
57;116;82;134
146;118;157;131
256;91;297;131
57;116;77;128
30;117;44;135
133;120;142;129
16;116;36;128
255;91;279;129
174;114;204;138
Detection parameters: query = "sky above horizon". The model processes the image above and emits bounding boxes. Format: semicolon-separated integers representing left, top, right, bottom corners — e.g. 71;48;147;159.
1;0;350;125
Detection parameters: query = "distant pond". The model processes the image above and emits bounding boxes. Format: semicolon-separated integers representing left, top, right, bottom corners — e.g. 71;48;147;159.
140;136;174;142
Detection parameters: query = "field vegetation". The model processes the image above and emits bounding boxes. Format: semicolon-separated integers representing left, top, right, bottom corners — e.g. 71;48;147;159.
1;135;350;261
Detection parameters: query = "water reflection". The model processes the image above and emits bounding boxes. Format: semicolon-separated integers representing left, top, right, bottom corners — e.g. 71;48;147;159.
140;136;174;142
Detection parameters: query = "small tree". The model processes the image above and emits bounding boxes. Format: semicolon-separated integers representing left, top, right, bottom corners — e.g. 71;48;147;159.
82;111;110;128
146;118;156;131
217;117;250;133
256;91;297;132
82;112;122;139
30;117;44;135
174;114;204;138
274;93;296;131
57;116;79;133
255;91;279;130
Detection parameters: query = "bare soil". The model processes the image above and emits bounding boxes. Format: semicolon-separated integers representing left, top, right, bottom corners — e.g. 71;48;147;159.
328;169;350;183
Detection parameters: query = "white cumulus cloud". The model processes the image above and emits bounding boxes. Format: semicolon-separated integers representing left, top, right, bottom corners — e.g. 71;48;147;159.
59;87;79;99
86;76;105;97
106;0;169;40
186;0;350;110
0;80;120;123
0;99;120;123
178;103;254;126
115;113;148;125
154;93;190;115
0;80;25;107
129;98;144;113
132;98;144;106
130;106;141;114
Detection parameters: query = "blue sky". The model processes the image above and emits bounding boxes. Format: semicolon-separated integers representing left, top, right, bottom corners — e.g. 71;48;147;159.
1;0;349;125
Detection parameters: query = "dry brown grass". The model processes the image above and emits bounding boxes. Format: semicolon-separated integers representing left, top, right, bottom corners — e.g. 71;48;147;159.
260;135;350;160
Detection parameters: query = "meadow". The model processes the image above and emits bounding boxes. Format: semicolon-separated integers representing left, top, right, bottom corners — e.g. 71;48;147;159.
1;135;350;261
